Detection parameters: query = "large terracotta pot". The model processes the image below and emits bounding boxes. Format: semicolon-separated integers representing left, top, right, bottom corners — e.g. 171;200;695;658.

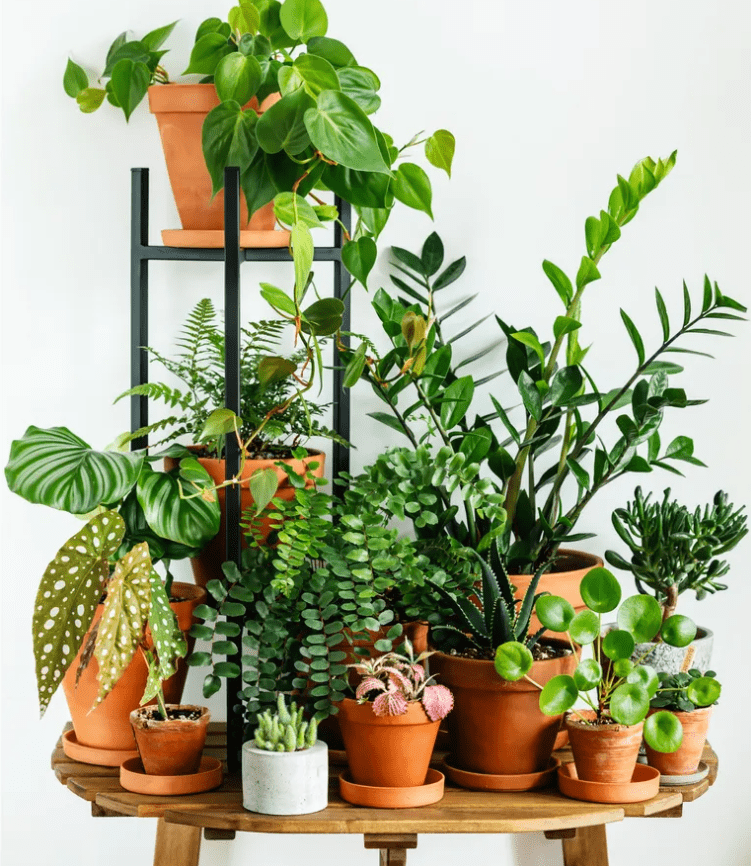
512;549;603;632
166;448;325;588
130;704;210;776
337;698;440;788
566;710;644;783
148;83;279;231
644;706;713;775
429;640;578;776
62;582;206;753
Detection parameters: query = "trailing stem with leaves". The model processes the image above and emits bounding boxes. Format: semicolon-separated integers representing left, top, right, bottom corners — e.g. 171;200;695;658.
605;487;748;622
342;153;746;573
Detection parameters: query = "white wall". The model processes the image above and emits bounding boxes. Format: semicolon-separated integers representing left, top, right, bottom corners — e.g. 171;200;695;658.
2;1;750;864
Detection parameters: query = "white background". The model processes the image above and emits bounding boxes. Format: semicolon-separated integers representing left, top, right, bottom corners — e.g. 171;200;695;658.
2;1;750;864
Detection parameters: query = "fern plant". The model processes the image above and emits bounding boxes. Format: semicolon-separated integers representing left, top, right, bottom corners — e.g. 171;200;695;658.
116;299;344;456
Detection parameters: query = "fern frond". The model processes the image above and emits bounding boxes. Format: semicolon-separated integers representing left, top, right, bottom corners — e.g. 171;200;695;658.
113;382;192;409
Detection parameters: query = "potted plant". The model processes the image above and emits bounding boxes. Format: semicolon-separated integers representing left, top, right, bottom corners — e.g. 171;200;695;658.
604;486;747;671
4;426;216;762
242;694;327;815
337;639;453;807
644;667;721;778
63;1;454;268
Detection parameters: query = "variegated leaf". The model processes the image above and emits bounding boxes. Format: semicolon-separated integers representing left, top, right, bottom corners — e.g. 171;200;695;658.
141;572;187;704
33;510;125;715
93;542;152;708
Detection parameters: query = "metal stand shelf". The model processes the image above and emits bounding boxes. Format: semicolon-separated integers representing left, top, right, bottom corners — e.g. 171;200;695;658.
129;167;352;770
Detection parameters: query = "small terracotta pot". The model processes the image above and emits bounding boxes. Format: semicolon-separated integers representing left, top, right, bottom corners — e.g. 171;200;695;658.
566;710;644;783
644;706;713;775
148;83;279;232
336;698;440;788
165;448;325;587
130;705;210;776
430;640;577;776
511;549;603;632
62;582;206;753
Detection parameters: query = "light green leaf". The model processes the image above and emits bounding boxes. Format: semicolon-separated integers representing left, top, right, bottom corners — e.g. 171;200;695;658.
553;316;582;340
660;614;697;648
249;467;280;515
539;675;578;715
343;342;368;388
337;66;381;114
63;58;89;98
425;129;455;177
644;710;683;753
76;87;106;113
288;53;340;98
617;594;663;642
576;256;601;290
141;21;178;51
602;629;635;661
610;682;649;726
273;191;323;227
260;282;297;316
494;641;533;681
535;596;575;632
568;609;600;644
542;260;573;306
579;566;621;613
342;237;377;286
573;659;602;691
686;676;721;707
291;222;314;303
392;163;433;218
214;53;263;105
280;0;328;40
228;2;261;35
200;407;240;438
512;331;545;367
517;371;542;422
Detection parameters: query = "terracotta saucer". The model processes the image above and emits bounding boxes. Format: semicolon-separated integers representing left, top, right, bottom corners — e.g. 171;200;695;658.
339;769;444;808
557;761;660;803
443;755;560;792
62;729;139;767
655;761;709;786
161;229;291;249
120;756;223;796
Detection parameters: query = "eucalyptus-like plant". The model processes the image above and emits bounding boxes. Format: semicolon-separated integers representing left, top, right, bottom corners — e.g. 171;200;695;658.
493;566;712;753
343;155;746;573
605;486;748;621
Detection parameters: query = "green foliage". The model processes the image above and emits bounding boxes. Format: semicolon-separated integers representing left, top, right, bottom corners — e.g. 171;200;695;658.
650;669;722;713
606;487;748;614
253;694;318;751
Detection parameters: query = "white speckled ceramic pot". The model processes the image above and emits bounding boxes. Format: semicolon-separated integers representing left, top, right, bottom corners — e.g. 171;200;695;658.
242;740;328;815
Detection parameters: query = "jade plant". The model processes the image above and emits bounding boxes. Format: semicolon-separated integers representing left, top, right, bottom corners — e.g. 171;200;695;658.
493;566;712;753
253;695;318;751
350;639;453;720
4;427;219;713
605;487;748;622
342;154;746;574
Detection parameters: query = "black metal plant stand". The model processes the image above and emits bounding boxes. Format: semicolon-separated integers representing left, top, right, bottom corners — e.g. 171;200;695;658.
129;167;352;770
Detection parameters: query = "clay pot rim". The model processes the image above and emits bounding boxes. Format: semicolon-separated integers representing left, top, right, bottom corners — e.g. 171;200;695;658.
130;704;210;731
336;697;435;726
510;548;603;578
147;83;279;114
565;708;644;734
647;705;714;721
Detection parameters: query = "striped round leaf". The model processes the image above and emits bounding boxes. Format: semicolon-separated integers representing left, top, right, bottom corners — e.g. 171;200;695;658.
93;542;153;708
141;572;187;704
136;462;220;548
5;426;143;514
33;510;125;715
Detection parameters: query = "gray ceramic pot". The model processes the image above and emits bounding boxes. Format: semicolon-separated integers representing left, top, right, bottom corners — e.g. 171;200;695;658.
242;740;328;815
602;625;714;675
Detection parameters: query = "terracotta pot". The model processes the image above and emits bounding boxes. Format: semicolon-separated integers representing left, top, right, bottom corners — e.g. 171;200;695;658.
130;705;210;775
148;84;279;232
62;582;206;753
566;710;644;783
429;640;578;776
336;698;440;788
644;706;713;775
166;448;326;588
511;549;603;632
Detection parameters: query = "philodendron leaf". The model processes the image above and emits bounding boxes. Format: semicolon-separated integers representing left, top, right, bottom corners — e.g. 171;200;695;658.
425;129;455;177
76;88;107;113
141;21;178;51
256;88;314;154
291;223;314;304
33;511;125;715
5;426;143;514
93;542;153;708
307;36;357;68
258;355;296;390
141;571;187;704
273;191;323;228
392;163;433;218
109;59;151;122
214;52;263;105
183;32;233;75
644;710;683;753
249;467;280;516
63;58;89;98
136;462;220;549
202;102;259;197
300;297;345;336
337;66;380;114
279;0;328;41
304;90;390;173
281;54;340;99
200;407;241;438
342;237;377;286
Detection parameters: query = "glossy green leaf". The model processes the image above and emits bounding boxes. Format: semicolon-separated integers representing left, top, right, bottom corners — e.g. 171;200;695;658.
256;88;314;154
517;371;542;422
291;222;314;303
421;232;444;276
392;163;433;218
579;567;621;613
542;260;573;306
258;356;296;390
425;129;455;177
613;658;635;677
440;376;474;429
535;596;575;632
325;163;392;208
76;87;106;113
566;458;590;491
5;426;143;514
573;659;602;690
202;103;259;196
494;641;533;681
260;282;297;316
602;629;635;661
660;614;697;648
626;664;659;698
273;191;323;227
290;53;340;98
617;594;663;642
228;2;261;35
576;256;601;290
109;59;151;122
343;342;368;388
196;18;230;40
620;310;646;365
644;710;683;753
610;682;650;726
280;0;328;40
686;676;721;707
307;36;357;67
569;609;600;644
337;66;381;114
249;467;280;515
214;53;263;104
200;407;240;438
32;511;124;715
553;316;582;340
142;21;178;51
183;33;233;75
300;297;345;336
539;674;578;716
63;58;88;98
551;366;583;406
304;90;389;173
240;150;277;219
512;331;545;368
342;237;377;286
433;257;466;290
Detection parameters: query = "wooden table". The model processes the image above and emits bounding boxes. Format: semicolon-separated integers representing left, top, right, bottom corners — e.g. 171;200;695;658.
52;723;717;866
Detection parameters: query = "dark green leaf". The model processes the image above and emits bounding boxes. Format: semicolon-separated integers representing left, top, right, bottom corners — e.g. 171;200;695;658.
183;33;233;75
202;103;259;196
256;88;314;155
620;309;645;365
517;371;542;422
109;59;150;122
300;297;344;336
342;237;377;286
433;257;466;290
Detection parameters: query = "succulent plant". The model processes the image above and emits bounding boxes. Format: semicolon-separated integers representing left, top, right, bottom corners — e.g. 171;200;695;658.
350;639;454;721
252;694;318;752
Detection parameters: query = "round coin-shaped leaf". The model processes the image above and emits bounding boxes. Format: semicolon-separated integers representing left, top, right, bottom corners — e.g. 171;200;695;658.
617;595;663;642
573;659;602;691
626;664;660;698
539;675;578;716
602;628;635;661
535;595;576;632
494;641;533;682
644;710;684;753
686;676;721;707
569;609;600;644
613;658;635;677
660;614;697;648
609;682;650;726
580;567;622;613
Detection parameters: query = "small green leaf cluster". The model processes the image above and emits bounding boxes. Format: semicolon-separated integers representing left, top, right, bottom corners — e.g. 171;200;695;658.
650;669;721;713
606;487;747;613
253;694;318;751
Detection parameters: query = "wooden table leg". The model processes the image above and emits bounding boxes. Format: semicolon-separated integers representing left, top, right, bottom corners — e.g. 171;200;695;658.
561;825;609;866
364;834;417;866
153;817;202;866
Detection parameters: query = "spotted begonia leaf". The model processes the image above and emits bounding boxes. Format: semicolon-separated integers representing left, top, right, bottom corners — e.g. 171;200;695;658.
33;511;125;716
141;572;187;705
92;542;152;708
